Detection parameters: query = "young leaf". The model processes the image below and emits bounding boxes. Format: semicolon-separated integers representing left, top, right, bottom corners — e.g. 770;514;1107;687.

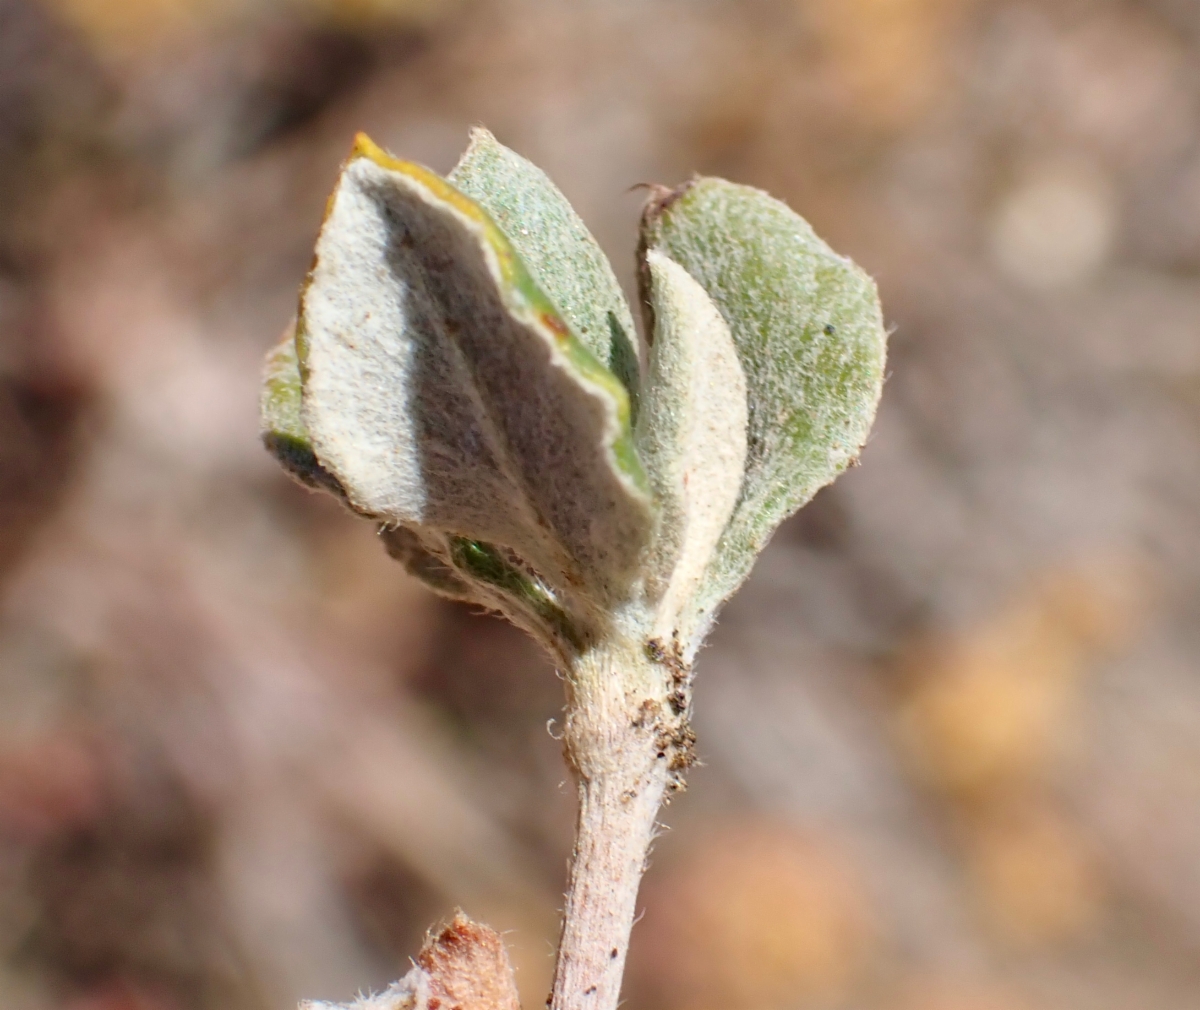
449;128;641;410
447;537;584;652
298;135;654;610
641;179;887;646
262;341;572;641
378;524;480;604
380;525;583;658
260;322;346;498
302;913;519;1010
636;250;747;644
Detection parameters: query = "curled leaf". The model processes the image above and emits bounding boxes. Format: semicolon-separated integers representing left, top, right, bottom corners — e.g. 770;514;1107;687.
380;526;583;655
641;179;887;645
260;322;344;498
636;250;747;645
297;135;654;617
449;128;641;410
447;537;584;652
379;524;478;603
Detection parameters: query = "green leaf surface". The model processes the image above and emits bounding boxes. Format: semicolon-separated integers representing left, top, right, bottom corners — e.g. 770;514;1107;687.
448;128;641;411
297;134;654;614
641;178;887;641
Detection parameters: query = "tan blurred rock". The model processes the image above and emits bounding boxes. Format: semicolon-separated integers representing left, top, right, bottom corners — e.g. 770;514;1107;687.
893;560;1148;798
804;0;978;131
963;799;1104;946
887;976;1033;1010
629;821;873;1010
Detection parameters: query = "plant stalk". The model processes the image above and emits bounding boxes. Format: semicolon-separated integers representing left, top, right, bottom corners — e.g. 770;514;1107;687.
549;639;685;1010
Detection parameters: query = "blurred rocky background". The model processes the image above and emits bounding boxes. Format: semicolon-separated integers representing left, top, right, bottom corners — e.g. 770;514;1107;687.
1;0;1199;1008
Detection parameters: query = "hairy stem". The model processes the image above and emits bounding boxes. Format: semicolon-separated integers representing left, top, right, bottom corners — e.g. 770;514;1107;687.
550;640;682;1010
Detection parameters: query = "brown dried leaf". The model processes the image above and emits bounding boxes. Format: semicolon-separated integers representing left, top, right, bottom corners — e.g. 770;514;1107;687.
300;914;519;1010
417;913;522;1010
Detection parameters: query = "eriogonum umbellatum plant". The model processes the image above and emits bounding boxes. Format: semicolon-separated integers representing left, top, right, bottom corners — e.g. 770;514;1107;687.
262;128;887;1010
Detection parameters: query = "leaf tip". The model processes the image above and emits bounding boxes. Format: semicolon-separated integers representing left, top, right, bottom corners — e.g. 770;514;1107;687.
463;123;499;153
349;130;390;166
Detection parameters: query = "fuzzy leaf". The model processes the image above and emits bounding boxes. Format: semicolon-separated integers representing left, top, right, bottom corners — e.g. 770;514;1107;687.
261;322;345;498
302;913;519;1010
448;128;641;410
262;344;586;652
297;134;654;612
641;179;887;643
379;525;479;603
447;537;583;651
380;526;582;653
636;250;747;644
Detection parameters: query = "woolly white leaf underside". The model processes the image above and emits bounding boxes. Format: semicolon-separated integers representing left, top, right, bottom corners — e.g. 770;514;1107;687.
636;250;747;647
268;140;659;656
